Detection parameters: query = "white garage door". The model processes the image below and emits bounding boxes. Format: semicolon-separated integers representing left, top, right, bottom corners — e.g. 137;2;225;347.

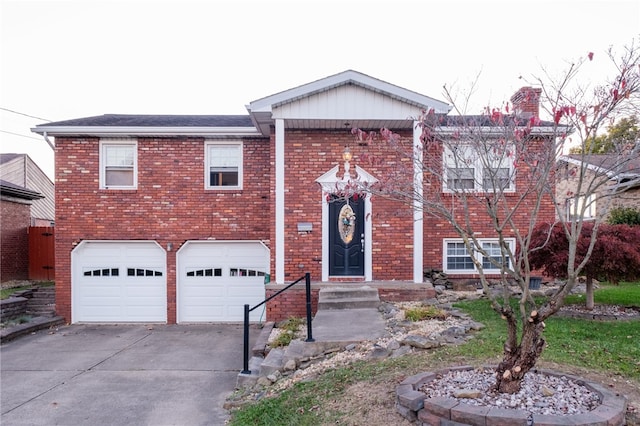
177;241;268;323
72;241;167;323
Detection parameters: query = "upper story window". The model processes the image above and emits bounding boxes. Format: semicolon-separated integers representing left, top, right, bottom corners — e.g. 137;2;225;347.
100;139;137;189
443;144;515;193
205;141;243;190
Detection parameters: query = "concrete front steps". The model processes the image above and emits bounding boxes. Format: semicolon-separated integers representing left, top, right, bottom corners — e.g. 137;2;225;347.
316;286;380;310
237;286;386;388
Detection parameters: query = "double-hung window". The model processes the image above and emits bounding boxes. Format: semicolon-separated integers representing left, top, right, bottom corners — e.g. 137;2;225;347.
205;141;242;190
443;238;515;274
444;144;515;192
100;139;137;189
566;194;596;221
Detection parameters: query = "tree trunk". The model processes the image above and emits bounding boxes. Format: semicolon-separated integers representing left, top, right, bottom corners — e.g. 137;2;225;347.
494;311;546;393
585;275;595;310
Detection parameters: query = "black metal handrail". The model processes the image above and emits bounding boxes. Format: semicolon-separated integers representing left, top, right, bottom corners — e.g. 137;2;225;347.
241;272;314;374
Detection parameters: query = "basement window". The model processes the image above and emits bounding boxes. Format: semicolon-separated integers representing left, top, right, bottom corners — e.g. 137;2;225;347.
443;238;515;274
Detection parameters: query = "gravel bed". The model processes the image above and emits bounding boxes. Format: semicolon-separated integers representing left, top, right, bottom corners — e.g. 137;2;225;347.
560;303;640;318
420;367;601;416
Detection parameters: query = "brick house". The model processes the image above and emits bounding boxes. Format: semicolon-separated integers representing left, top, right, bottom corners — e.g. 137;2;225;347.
32;70;556;324
1;180;44;281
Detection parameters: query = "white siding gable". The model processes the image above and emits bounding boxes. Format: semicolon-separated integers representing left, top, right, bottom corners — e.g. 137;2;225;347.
272;84;422;121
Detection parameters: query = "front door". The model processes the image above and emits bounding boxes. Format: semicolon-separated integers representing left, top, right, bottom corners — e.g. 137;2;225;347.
329;195;365;276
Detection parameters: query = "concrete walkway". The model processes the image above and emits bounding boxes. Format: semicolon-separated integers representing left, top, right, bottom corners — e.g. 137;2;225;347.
311;308;386;343
1;323;259;426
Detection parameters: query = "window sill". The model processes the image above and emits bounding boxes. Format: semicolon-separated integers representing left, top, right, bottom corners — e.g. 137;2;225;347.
205;187;243;192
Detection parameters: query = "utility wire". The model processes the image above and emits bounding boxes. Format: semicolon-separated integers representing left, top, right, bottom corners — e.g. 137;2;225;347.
0;107;51;122
0;129;43;141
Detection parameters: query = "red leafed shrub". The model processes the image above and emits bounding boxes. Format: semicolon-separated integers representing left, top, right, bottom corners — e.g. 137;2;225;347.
529;222;640;284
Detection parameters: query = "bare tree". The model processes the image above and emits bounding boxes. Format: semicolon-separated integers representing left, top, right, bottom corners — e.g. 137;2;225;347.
354;40;640;393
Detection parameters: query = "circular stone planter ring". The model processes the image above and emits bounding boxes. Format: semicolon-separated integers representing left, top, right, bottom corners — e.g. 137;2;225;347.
396;365;627;426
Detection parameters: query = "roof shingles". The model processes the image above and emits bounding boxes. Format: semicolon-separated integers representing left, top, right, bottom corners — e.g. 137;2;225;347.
36;114;254;128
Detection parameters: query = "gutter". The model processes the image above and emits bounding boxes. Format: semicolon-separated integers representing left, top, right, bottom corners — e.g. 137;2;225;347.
434;125;563;136
31;126;263;138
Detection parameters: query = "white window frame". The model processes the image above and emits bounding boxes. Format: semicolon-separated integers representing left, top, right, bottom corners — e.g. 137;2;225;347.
99;139;138;189
205;141;243;190
566;194;596;221
443;238;516;274
443;144;516;193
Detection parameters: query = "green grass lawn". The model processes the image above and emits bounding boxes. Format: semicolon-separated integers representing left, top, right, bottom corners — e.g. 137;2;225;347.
228;281;640;425
0;285;33;300
564;281;640;306
0;281;54;300
452;297;640;379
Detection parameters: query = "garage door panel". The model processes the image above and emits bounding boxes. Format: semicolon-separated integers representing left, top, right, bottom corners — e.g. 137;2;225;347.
73;241;167;323
177;242;268;323
80;306;124;322
125;295;165;306
80;285;122;298
125;306;165;319
125;284;164;297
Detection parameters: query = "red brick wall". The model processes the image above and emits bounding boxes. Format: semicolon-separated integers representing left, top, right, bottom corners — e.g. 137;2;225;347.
274;129;554;282
265;287;320;322
272;129;415;282
421;136;556;276
54;136;271;323
1;199;31;281
55;128;555;323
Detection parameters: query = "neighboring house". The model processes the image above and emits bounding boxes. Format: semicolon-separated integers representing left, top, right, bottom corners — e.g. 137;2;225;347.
0;179;44;282
0;153;55;226
32;70;557;324
557;154;640;221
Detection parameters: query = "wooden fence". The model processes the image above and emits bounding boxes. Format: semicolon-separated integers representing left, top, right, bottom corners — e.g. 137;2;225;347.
28;226;55;280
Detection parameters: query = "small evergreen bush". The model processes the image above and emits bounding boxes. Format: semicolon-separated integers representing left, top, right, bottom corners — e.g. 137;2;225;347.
608;206;640;225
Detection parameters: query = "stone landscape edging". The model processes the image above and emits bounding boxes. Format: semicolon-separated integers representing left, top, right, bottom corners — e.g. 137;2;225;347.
0;316;64;343
396;365;628;426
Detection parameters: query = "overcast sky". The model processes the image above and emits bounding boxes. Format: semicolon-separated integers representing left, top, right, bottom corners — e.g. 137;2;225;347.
1;0;639;181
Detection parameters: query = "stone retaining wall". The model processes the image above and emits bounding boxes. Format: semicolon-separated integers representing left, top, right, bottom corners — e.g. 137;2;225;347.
0;297;29;321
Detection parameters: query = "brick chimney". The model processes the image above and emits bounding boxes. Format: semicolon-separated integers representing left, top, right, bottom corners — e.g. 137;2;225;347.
510;87;541;119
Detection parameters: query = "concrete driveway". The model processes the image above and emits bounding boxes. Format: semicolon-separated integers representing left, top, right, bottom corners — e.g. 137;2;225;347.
1;323;259;426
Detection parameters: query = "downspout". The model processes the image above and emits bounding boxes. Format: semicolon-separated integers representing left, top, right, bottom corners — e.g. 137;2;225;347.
43;131;55;150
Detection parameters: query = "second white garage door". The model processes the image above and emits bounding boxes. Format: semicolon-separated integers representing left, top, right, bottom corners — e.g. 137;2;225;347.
177;241;269;323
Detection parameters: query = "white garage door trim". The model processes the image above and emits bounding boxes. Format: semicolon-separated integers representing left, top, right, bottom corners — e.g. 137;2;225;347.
177;240;269;323
72;240;167;323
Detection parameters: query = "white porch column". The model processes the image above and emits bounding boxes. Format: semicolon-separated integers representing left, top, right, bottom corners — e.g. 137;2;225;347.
364;195;373;281
413;121;424;283
321;194;329;282
275;119;285;284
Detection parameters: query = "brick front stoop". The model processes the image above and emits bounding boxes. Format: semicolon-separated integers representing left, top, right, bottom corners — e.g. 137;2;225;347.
396;366;627;426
